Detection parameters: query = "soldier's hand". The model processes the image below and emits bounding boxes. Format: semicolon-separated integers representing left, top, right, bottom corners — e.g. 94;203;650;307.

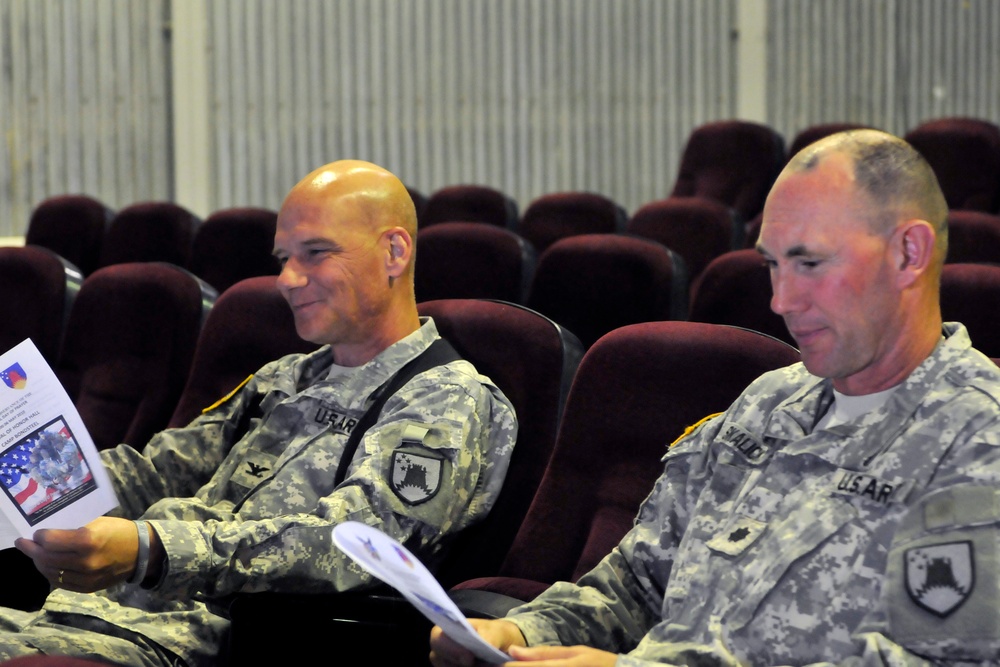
504;645;619;665
14;516;149;592
430;618;527;667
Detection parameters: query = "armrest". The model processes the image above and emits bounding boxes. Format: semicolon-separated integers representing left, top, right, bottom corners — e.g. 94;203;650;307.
448;588;527;620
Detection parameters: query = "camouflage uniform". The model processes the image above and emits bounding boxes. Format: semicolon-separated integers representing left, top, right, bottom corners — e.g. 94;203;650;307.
508;323;1000;665
0;318;517;666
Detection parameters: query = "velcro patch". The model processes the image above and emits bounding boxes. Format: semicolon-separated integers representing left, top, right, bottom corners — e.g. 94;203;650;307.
390;449;443;505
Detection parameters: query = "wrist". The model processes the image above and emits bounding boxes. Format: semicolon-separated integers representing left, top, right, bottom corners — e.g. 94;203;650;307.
126;520;150;585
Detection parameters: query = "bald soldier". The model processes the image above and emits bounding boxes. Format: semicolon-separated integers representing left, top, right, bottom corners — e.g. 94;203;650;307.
431;131;1000;666
1;160;516;666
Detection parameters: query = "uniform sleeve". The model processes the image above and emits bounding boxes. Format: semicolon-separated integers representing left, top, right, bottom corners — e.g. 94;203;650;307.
505;415;721;653
100;374;261;519
146;364;517;600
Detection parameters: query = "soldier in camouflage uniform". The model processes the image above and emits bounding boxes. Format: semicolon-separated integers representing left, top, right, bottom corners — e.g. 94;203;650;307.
431;131;1000;666
0;160;517;666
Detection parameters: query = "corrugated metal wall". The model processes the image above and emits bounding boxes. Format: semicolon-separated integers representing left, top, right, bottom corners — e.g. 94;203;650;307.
0;0;171;237
2;1;1000;238
768;0;1000;140
206;0;737;215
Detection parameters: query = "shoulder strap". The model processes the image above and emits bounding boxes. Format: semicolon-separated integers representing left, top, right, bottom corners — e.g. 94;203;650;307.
333;338;462;486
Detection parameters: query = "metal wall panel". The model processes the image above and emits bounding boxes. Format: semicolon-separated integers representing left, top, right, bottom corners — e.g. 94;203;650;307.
768;0;1000;145
206;0;739;215
0;0;171;237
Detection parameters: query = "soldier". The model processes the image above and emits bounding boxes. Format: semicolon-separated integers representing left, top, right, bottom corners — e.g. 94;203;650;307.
430;130;1000;666
0;159;517;666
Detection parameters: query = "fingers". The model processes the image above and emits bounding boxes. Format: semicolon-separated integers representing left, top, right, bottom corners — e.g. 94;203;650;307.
429;625;476;667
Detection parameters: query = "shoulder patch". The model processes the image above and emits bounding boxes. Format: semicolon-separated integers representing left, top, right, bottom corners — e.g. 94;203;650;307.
202;375;254;414
670;412;723;447
390;449;444;505
905;541;975;618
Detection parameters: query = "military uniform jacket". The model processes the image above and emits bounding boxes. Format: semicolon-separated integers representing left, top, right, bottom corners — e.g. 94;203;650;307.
509;323;1000;665
41;318;517;666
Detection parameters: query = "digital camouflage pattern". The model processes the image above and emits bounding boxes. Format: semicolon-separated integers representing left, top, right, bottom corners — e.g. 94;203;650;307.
508;323;1000;666
0;318;517;666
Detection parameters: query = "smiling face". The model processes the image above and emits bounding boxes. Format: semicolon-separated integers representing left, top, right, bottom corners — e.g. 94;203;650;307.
273;161;418;366
758;152;910;394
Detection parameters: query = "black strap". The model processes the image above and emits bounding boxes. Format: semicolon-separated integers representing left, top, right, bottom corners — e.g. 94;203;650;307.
333;338;461;486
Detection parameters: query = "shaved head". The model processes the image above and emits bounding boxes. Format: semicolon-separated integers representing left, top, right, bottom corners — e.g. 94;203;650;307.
785;129;949;263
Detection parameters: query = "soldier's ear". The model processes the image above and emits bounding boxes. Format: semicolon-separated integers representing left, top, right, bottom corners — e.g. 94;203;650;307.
893;219;935;288
383;227;413;278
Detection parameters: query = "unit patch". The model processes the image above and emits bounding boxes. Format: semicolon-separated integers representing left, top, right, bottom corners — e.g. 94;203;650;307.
905;541;974;618
390;450;443;505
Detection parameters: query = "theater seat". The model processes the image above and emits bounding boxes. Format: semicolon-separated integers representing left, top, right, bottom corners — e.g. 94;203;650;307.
941;263;1000;357
99;202;201;269
450;321;800;614
26;195;113;277
422;185;519;229
0;246;82;363
189;207;280;293
56;263;215;450
168;276;319;428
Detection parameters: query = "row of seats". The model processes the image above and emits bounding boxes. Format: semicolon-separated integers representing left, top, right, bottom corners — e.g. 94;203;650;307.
26;198;279;292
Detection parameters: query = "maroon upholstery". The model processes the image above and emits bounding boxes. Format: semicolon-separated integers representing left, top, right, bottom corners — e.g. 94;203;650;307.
99;202;201;269
744;212;763;248
941;263;1000;357
452;321;799;602
422;185;519;229
190;207;280;293
946;210;1000;264
904;117;1000;213
527;234;687;349
0;246;82;362
417;299;583;587
689;249;793;347
627;196;739;287
414;222;536;304
56;263;214;450
787;123;872;160
26;195;113;276
517;192;627;254
670;120;786;222
169;276;318;428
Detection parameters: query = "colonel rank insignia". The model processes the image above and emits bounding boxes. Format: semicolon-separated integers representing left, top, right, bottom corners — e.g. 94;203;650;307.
905;541;974;618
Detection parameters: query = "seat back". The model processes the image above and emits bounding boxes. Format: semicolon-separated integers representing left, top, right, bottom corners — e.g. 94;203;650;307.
25;195;113;277
57;263;216;450
518;192;627;254
670;120;786;222
99;202;201;269
528;234;688;348
787;122;871;159
190;207;280;293
456;322;798;600
422;185;519;229
904;117;1000;212
941;263;1000;357
689;248;794;347
0;246;82;363
169;276;319;428
415;222;536;304
946;210;1000;264
627;196;740;287
418;299;583;587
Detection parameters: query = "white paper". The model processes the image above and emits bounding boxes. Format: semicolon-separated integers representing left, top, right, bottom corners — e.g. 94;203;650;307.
0;339;119;548
332;521;511;664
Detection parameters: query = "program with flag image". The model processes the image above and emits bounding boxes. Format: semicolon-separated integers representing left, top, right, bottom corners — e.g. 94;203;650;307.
0;339;117;547
0;417;98;526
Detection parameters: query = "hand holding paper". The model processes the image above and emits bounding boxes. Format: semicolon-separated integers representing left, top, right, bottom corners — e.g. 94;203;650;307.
332;521;512;664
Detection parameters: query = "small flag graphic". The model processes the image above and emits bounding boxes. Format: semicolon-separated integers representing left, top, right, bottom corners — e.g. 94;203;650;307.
0;364;27;390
